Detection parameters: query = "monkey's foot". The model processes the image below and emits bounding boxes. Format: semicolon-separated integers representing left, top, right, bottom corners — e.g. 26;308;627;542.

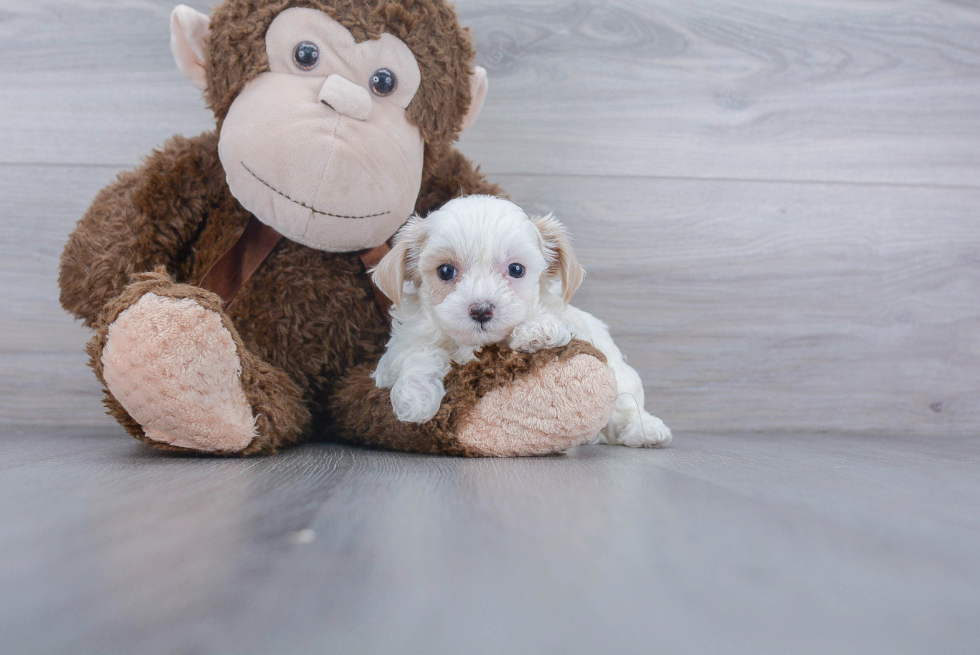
453;345;617;456
101;292;258;453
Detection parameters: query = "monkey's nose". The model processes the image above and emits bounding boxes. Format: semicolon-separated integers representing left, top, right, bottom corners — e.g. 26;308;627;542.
318;74;373;121
469;302;494;324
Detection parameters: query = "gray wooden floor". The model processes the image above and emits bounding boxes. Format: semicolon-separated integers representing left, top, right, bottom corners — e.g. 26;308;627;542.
1;1;979;653
3;429;979;655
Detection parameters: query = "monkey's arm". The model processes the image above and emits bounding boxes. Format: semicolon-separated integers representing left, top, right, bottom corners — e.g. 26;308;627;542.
415;148;505;214
59;132;223;326
331;341;617;457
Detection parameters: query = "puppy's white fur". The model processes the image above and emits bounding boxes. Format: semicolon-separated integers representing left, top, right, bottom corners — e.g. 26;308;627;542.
371;195;671;447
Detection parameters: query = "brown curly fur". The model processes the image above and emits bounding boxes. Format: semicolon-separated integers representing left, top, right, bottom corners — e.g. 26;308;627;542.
61;129;506;453
58;0;608;456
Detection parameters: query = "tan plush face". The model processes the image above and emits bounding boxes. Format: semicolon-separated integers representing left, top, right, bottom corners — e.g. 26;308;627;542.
217;8;425;252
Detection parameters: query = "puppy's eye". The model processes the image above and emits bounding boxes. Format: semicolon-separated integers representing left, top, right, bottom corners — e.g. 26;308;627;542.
293;42;320;71
369;68;397;97
437;264;457;281
508;263;526;279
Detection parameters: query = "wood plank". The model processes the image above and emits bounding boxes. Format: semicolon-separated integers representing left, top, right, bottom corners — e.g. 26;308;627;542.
0;0;215;166
2;0;979;187
0;164;117;354
3;164;978;434
460;0;980;186
1;431;977;654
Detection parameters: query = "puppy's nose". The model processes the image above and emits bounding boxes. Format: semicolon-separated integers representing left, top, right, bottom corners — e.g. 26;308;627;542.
319;74;373;121
469;302;494;324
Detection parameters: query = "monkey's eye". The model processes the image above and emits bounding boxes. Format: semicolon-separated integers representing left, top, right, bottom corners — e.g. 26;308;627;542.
293;42;320;71
437;264;456;281
508;263;526;279
369;68;397;97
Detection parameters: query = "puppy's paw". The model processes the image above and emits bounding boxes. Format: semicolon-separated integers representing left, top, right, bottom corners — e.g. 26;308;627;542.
390;374;446;424
610;412;672;448
508;316;572;353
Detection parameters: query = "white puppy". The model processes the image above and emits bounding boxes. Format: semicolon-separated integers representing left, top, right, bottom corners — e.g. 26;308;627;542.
371;195;671;448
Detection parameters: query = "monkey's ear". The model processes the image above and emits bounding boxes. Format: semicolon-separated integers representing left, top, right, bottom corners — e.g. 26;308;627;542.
533;214;585;304
170;5;210;91
459;66;489;133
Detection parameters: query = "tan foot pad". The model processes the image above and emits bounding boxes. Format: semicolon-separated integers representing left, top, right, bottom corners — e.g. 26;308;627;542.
101;292;257;453
457;353;617;457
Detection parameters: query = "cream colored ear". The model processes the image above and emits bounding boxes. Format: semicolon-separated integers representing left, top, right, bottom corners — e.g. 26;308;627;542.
171;5;210;91
532;214;585;304
371;240;411;309
459;66;489;133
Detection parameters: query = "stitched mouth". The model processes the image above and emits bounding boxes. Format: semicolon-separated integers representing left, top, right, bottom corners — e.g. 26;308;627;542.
241;162;391;220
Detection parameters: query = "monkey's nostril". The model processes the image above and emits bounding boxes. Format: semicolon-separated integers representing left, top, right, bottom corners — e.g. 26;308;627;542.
469;302;494;324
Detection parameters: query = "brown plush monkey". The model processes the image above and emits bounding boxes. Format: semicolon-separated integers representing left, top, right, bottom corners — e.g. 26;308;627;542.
59;0;617;457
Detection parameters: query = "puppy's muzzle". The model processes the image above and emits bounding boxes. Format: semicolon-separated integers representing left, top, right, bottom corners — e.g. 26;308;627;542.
469;302;494;325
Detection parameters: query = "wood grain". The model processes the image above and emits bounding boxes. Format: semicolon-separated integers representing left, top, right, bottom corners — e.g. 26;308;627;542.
458;0;980;186
2;1;980;187
1;430;978;654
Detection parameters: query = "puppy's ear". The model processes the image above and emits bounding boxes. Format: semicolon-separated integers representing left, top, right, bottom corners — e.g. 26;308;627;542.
532;214;585;304
372;241;409;309
371;216;425;309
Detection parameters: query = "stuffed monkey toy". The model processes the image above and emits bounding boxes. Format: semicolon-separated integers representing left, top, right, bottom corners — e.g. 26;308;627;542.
59;0;617;457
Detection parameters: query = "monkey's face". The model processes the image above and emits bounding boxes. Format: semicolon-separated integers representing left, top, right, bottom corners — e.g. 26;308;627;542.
217;8;425;252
